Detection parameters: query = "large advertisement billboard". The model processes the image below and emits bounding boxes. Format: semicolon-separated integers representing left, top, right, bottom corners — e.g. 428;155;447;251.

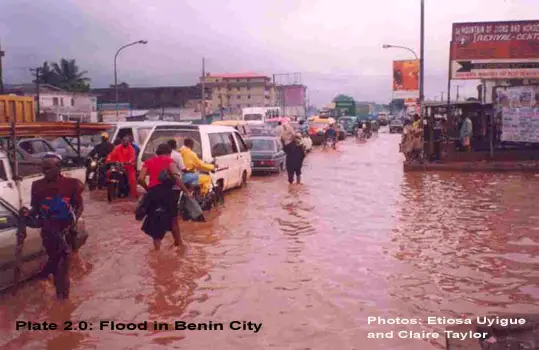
496;85;539;142
451;20;539;80
393;60;419;99
281;85;306;106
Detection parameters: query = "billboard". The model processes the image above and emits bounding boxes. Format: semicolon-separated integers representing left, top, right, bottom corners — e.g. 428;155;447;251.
281;85;306;106
496;85;539;142
393;60;419;99
451;20;539;80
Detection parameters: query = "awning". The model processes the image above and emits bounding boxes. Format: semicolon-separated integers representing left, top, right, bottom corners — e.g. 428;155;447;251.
0;122;112;138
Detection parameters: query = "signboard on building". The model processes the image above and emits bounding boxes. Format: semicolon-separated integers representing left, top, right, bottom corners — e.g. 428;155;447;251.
451;20;539;80
496;85;539;142
98;103;130;111
393;60;419;99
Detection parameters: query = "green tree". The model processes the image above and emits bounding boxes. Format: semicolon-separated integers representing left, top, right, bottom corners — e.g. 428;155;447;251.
332;94;354;102
51;58;91;92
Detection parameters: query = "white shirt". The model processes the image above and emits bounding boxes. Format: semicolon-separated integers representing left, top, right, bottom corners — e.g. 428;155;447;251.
171;150;184;171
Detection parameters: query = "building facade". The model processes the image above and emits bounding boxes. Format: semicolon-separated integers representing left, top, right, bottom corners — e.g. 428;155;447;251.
201;73;277;115
4;84;98;122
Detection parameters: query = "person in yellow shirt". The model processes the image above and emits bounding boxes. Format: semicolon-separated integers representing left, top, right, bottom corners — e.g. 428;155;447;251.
179;138;216;196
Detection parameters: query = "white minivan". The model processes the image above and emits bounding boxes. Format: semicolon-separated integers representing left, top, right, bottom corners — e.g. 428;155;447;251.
139;124;252;191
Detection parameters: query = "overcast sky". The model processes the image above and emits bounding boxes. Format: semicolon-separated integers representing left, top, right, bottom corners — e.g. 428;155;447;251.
1;0;537;106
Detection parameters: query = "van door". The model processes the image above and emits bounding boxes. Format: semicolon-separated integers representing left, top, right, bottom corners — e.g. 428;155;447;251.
208;132;239;190
0;199;45;290
233;131;251;182
0;159;18;209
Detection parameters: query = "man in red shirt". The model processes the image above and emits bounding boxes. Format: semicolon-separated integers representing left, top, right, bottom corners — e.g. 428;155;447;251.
22;153;84;300
138;143;191;250
107;135;138;198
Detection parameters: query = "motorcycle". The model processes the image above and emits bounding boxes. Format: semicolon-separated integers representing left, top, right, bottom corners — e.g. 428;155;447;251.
106;162;130;202
86;155;105;191
323;134;337;150
179;163;226;220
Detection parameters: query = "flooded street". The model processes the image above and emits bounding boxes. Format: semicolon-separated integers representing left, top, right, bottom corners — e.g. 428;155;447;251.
2;129;539;350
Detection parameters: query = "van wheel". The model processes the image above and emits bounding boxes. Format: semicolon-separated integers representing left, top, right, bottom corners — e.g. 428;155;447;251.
240;171;248;188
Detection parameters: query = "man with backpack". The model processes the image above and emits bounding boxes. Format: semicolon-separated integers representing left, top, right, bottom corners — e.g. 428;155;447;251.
21;153;84;300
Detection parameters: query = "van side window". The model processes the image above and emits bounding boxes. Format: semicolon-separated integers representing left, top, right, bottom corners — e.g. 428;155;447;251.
0;161;7;181
137;127;152;146
235;132;248;153
0;201;17;231
209;133;227;158
116;128;134;145
225;133;238;154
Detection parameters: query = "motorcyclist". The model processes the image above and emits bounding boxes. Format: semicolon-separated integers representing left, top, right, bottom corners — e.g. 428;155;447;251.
179;138;217;197
87;132;114;188
325;122;338;144
106;135;138;198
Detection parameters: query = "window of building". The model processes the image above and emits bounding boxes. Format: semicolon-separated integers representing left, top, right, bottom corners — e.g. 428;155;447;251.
237;104;241;108
61;98;65;107
53;97;59;106
247;104;251;107
71;98;75;106
248;95;251;99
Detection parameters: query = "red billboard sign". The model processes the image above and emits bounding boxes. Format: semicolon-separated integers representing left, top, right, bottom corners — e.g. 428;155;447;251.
450;20;539;80
393;60;420;98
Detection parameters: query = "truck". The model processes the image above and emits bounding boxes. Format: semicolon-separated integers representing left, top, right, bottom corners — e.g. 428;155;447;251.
334;100;356;116
0;95;35;123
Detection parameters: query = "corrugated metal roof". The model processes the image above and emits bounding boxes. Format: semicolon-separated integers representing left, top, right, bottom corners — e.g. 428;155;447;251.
207;72;269;79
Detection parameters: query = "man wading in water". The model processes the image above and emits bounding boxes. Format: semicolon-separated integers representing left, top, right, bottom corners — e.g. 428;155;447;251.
22;154;84;300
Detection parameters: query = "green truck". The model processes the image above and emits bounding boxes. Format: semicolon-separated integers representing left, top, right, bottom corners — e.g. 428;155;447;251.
334;100;356;116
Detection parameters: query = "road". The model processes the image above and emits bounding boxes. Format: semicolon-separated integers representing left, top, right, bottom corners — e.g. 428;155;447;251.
2;129;539;350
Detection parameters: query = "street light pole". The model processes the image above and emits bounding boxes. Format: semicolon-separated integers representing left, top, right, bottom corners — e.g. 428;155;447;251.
382;44;419;60
114;40;148;117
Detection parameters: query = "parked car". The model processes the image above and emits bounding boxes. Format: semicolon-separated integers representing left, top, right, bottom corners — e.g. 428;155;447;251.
17;138;81;168
250;136;286;174
389;118;404;133
139;124;252;191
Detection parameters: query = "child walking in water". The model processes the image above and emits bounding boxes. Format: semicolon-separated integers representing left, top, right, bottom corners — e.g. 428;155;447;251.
285;134;306;184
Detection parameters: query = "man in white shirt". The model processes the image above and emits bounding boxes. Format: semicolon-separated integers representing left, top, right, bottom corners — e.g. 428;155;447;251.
167;139;184;171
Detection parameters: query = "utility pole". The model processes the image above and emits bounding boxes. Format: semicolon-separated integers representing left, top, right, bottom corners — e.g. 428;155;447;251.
30;67;41;120
0;44;4;94
201;57;206;119
419;0;426;159
456;85;461;102
440;91;444;102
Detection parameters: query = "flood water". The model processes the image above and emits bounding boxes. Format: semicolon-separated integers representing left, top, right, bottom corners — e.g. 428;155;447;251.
2;129;539;350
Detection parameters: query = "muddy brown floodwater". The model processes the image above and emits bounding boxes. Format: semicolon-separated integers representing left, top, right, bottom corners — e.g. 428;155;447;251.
2;129;539;350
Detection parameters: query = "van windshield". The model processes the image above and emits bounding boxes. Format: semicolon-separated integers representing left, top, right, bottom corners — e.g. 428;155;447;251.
142;129;202;161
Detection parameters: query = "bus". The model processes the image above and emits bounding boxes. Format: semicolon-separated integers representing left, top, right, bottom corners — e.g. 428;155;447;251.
241;107;281;124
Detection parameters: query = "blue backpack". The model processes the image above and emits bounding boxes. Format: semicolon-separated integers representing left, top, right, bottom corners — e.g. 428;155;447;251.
39;195;75;221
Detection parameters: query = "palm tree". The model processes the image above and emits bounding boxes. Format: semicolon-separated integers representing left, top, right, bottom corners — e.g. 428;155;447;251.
33;61;58;86
51;58;91;92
